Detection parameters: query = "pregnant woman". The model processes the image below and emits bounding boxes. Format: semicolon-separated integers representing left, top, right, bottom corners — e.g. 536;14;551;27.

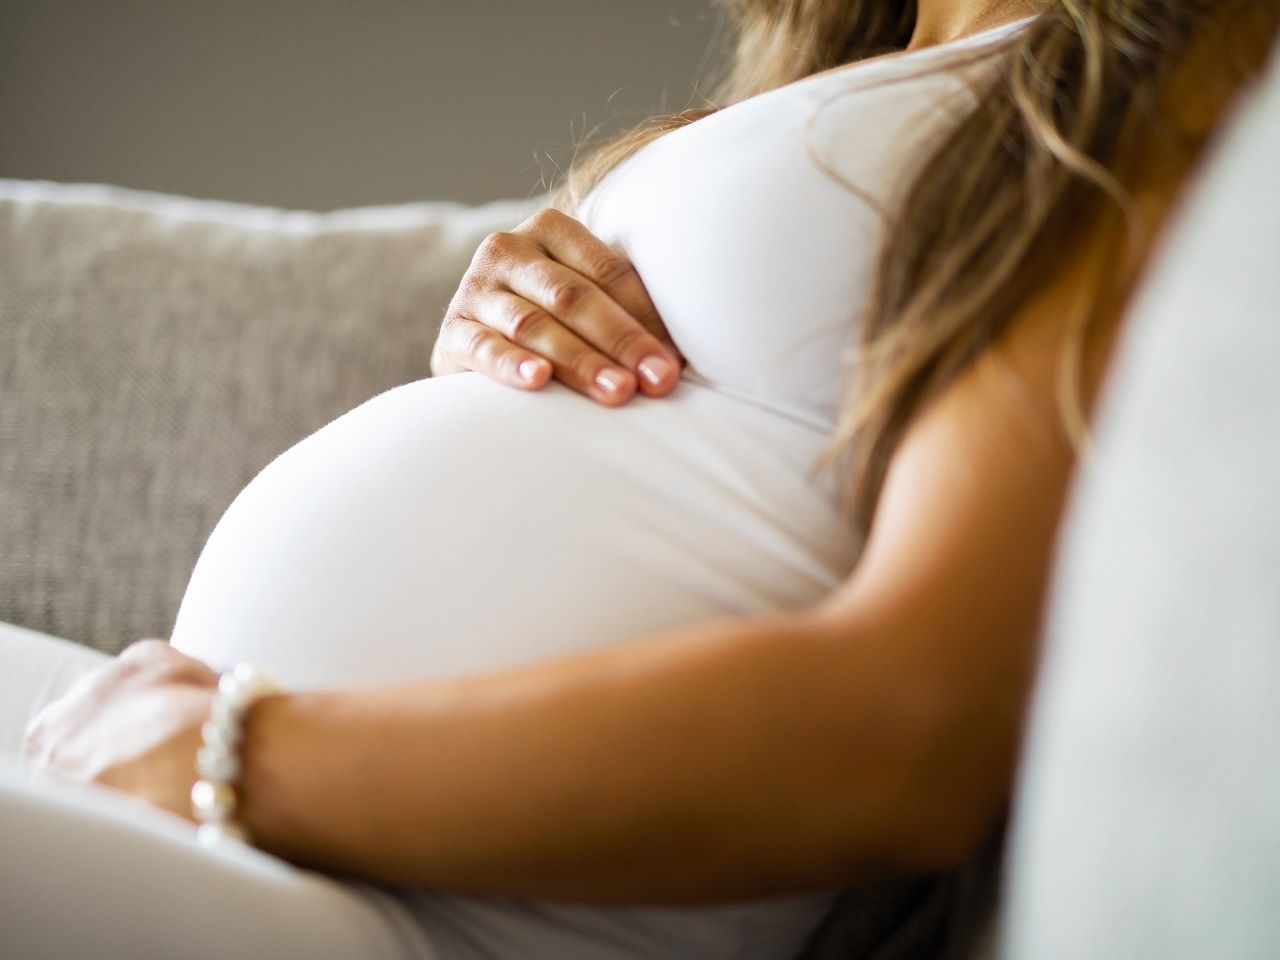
5;0;1276;957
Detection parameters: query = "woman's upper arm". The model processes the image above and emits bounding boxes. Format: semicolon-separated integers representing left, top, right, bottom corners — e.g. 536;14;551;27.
806;229;1135;859
804;15;1256;844
801;16;1268;861
816;0;1264;667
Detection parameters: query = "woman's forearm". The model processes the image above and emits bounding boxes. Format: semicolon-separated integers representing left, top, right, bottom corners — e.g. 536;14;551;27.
235;607;1008;903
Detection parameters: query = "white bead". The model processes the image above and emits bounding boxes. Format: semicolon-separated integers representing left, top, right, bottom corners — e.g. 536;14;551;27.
197;821;250;848
217;666;275;711
191;662;277;846
190;778;236;821
208;696;242;728
232;663;279;702
197;744;241;783
217;670;243;699
201;718;240;752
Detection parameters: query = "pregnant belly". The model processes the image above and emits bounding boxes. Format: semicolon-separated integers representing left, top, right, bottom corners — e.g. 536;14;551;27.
170;373;860;689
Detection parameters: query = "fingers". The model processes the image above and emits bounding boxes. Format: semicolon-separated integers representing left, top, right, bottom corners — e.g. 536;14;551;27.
525;210;671;346
117;638;218;687
436;315;555;390
433;210;683;405
439;308;637;405
469;292;640;405
515;209;681;397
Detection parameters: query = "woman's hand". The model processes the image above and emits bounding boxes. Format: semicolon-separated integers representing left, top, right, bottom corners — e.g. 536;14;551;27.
431;208;683;406
22;639;218;821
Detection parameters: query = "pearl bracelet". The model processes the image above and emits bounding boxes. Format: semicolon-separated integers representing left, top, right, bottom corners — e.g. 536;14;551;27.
190;662;278;849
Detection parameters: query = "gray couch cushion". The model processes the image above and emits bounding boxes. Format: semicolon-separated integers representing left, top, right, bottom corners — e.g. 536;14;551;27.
995;42;1280;959
0;181;537;653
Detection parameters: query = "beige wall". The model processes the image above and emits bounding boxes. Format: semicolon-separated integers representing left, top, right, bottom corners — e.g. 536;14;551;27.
0;0;726;209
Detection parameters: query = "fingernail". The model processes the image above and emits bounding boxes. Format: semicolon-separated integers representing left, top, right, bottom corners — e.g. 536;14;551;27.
637;354;674;387
519;359;543;383
595;369;627;394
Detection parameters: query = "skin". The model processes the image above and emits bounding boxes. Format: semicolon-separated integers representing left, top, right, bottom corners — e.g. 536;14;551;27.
907;0;1040;48
24;0;1273;905
431;209;685;406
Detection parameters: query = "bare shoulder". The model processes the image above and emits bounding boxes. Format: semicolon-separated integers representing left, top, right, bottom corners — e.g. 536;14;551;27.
813;0;1279;738
825;2;1280;629
799;4;1278;868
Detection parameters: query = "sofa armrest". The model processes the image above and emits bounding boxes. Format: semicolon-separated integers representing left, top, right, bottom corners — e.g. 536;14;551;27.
0;179;541;652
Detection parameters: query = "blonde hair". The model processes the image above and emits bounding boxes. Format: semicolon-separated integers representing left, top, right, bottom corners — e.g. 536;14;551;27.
559;0;1277;534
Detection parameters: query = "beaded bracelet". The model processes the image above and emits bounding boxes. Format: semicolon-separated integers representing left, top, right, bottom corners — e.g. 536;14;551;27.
190;662;278;848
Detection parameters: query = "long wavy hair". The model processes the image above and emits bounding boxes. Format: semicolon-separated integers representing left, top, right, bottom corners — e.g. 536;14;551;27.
559;0;1277;534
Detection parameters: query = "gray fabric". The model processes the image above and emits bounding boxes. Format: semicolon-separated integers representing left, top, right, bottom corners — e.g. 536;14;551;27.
798;838;1004;960
0;181;539;653
995;42;1280;960
798;865;988;960
0;177;970;960
798;877;952;960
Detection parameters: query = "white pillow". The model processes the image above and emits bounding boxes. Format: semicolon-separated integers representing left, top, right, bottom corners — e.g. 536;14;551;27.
996;41;1280;960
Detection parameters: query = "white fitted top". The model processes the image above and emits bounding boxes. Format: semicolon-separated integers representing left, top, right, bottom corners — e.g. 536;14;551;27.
171;17;1032;960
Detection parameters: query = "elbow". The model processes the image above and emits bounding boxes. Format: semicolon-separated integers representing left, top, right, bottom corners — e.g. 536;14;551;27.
778;610;1030;882
871;674;1023;874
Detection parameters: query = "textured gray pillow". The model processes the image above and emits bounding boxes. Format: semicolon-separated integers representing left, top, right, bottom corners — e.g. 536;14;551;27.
995;42;1280;960
0;181;538;653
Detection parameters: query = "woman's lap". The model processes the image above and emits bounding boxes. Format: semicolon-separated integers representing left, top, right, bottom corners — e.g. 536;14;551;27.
0;621;113;760
0;625;437;959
